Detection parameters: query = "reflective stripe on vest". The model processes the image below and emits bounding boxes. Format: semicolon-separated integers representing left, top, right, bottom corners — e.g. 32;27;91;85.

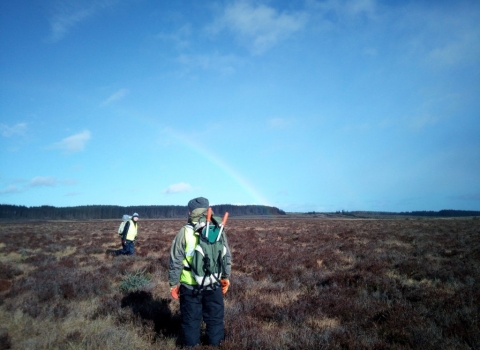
125;220;138;241
180;225;199;286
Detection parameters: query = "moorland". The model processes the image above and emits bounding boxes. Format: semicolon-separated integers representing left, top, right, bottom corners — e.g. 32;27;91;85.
0;217;479;349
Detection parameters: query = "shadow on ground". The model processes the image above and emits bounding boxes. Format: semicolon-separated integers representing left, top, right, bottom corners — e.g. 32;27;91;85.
121;291;181;345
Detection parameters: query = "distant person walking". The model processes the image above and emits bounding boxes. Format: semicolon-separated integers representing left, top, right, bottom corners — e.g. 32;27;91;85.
168;197;232;347
114;213;139;256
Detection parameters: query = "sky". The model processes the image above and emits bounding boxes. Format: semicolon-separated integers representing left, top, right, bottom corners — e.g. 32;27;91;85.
1;0;480;213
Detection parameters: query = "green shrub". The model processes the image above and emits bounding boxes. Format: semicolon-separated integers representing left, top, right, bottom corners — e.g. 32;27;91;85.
119;269;151;293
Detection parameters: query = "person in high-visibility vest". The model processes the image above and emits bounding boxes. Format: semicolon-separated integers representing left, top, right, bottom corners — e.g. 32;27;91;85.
168;197;232;347
113;212;139;255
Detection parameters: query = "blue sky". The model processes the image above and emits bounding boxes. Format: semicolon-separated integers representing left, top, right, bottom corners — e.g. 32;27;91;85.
1;0;479;213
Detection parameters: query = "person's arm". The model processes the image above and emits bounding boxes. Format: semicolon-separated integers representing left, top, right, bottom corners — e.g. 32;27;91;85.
121;221;130;241
168;227;187;287
222;233;232;280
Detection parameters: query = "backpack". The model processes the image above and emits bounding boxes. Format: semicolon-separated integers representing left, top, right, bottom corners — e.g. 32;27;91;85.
187;211;228;292
118;214;131;235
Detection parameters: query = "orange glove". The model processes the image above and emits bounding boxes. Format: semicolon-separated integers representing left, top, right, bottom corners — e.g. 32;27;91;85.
220;279;230;295
170;285;180;299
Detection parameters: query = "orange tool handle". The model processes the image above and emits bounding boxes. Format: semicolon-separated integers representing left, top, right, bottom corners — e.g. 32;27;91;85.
222;212;229;226
206;207;212;222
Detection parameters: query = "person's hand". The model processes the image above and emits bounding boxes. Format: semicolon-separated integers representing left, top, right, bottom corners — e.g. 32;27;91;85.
170;285;180;299
220;279;230;294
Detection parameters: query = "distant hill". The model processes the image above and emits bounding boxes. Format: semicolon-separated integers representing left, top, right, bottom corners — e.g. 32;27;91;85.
0;204;286;220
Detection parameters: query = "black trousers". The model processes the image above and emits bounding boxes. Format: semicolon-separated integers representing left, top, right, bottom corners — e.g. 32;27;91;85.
179;284;224;347
114;240;134;255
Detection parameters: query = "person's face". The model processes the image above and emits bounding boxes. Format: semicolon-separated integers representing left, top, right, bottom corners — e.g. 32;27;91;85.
133;217;138;222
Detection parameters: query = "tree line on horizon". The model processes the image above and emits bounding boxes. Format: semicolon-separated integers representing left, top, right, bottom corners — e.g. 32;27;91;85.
308;209;480;217
382;209;480;217
0;204;286;220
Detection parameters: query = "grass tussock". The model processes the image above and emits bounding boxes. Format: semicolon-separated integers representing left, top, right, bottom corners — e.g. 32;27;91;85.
0;217;479;349
119;269;153;293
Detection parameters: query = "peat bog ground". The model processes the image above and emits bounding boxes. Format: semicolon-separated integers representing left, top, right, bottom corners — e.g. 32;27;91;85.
0;217;479;349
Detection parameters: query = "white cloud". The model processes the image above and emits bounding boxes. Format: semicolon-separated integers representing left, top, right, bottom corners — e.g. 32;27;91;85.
157;24;192;49
50;130;91;153
48;0;119;42
163;182;193;194
0;122;27;137
210;1;308;55
100;88;129;106
0;185;21;195
305;0;378;29
390;1;480;68
315;0;377;18
427;29;480;67
29;176;58;188
0;176;77;196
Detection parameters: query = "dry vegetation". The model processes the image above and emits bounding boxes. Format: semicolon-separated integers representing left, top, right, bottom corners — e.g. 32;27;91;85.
0;217;479;349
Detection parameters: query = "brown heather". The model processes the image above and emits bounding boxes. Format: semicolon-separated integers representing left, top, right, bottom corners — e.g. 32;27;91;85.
0;217;479;349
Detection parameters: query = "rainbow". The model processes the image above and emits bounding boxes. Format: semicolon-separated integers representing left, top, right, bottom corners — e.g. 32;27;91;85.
163;127;270;206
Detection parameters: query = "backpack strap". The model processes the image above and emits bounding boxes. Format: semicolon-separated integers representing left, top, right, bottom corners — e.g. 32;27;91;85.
183;222;225;295
191;248;223;296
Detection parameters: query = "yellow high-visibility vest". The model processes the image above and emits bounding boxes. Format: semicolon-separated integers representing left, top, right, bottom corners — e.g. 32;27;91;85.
125;220;138;241
180;226;199;285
